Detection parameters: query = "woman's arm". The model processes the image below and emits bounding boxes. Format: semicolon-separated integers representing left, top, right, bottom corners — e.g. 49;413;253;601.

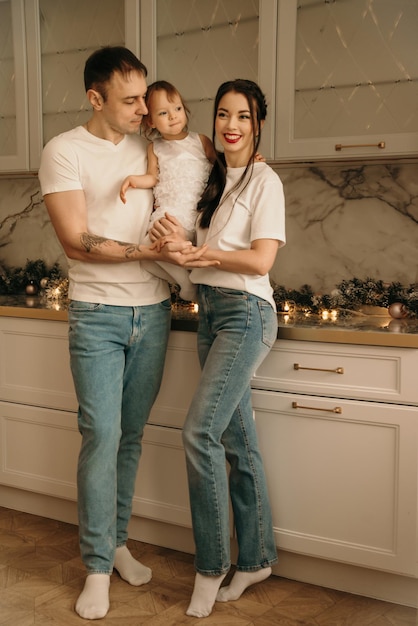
187;239;279;275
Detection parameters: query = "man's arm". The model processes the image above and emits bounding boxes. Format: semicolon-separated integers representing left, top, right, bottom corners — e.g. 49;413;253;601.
44;189;217;267
44;190;146;263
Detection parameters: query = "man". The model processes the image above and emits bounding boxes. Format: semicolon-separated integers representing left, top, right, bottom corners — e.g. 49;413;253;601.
39;46;208;620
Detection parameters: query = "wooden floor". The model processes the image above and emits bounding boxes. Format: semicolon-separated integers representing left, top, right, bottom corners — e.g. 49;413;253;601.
0;507;416;625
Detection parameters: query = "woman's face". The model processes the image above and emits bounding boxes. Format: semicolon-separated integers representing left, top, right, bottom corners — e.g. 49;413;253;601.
215;90;255;167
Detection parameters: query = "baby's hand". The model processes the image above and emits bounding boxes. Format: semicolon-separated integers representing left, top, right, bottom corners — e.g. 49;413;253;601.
120;176;137;204
149;213;187;242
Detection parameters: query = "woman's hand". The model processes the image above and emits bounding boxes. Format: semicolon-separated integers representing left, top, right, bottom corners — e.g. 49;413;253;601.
148;213;187;242
154;239;219;268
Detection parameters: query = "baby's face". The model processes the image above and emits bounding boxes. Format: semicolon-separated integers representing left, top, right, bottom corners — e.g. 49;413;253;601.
148;90;188;140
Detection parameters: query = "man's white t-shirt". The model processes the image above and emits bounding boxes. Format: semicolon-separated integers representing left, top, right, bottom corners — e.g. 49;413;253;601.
190;162;286;310
39;126;170;306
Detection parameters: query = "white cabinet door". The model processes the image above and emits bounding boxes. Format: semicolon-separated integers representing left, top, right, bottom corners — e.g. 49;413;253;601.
148;330;200;429
276;0;418;161
0;400;78;500
252;389;418;576
133;424;191;528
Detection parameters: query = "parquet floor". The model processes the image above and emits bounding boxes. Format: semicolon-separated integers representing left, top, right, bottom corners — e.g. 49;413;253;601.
0;507;416;625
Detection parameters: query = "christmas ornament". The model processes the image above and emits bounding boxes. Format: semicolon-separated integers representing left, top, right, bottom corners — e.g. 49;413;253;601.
25;281;38;295
388;302;409;319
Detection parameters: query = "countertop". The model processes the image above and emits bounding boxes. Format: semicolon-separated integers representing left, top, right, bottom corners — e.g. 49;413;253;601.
1;295;418;348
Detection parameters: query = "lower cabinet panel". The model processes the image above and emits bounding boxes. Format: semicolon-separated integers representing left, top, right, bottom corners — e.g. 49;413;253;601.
0;401;79;500
133;424;192;528
252;390;418;576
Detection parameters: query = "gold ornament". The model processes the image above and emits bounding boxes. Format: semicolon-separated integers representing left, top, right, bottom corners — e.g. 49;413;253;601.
388;302;408;319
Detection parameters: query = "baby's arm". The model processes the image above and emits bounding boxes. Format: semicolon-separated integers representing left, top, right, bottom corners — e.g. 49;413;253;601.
120;143;159;203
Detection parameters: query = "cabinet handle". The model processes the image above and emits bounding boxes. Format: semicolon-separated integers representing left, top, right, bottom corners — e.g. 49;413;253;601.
294;363;344;374
292;401;342;414
335;141;385;151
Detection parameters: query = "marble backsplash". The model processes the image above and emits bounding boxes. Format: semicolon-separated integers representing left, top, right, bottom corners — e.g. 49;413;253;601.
1;161;417;294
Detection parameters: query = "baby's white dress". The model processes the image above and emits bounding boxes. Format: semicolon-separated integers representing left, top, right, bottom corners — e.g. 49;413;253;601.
143;131;212;300
150;131;212;238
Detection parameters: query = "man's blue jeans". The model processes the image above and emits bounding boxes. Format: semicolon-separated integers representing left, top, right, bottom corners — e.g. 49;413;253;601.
182;285;278;575
68;299;171;574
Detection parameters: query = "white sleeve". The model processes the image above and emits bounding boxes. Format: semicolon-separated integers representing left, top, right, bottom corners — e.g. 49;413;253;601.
251;173;286;247
38;136;83;195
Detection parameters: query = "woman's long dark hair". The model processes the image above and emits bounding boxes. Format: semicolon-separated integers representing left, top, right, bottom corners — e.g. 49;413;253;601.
197;79;267;229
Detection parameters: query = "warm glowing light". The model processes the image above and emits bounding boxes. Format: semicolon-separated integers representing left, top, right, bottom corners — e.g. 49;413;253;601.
321;310;329;320
192;303;199;313
284;314;290;324
283;301;290;312
330;309;338;321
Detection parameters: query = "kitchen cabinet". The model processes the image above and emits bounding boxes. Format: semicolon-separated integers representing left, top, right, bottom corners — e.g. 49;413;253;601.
0;0;139;173
1;315;417;605
275;0;418;161
252;339;418;576
0;317;197;530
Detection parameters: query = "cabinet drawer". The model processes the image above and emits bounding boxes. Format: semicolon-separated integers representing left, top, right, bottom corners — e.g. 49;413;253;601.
0;317;77;411
252;340;417;404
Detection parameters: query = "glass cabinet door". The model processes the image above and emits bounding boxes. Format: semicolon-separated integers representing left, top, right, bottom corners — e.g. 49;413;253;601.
276;0;418;161
141;0;277;158
38;0;127;147
0;0;29;171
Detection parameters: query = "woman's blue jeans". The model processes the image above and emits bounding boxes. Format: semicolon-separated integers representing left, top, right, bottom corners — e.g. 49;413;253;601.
182;285;278;575
68;299;171;574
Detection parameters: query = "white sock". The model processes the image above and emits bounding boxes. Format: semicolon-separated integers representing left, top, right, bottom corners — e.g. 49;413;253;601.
113;545;152;586
75;573;110;620
186;572;226;618
216;567;272;602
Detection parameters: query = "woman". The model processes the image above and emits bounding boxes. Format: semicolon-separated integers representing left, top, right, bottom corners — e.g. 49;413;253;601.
153;78;286;618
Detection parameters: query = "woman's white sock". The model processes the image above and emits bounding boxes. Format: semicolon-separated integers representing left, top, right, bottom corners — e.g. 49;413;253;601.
216;567;272;602
186;572;226;618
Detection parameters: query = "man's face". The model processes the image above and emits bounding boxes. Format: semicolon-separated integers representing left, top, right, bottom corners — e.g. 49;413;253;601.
101;70;148;137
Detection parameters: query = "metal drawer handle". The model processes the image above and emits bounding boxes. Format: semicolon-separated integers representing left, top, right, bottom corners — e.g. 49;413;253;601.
292;401;342;414
335;141;385;151
294;363;344;374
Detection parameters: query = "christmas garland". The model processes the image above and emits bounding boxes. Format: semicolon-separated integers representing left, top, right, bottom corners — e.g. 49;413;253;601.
1;261;417;318
0;259;63;295
272;277;418;318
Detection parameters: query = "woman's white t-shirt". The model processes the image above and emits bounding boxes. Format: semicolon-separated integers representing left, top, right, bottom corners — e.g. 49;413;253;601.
190;162;285;309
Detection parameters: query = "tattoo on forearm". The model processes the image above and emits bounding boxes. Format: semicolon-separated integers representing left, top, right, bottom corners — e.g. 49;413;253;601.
80;233;108;252
80;232;141;258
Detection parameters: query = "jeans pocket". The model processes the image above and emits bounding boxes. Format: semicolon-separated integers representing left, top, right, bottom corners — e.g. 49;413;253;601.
68;300;104;313
158;298;172;311
257;300;277;348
